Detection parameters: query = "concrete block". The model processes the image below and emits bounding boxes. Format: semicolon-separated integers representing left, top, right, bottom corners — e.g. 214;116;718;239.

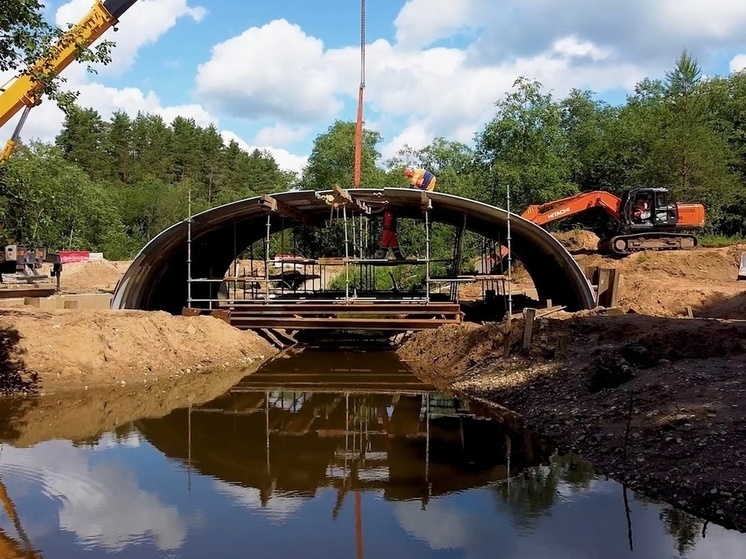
62;293;112;310
739;253;746;280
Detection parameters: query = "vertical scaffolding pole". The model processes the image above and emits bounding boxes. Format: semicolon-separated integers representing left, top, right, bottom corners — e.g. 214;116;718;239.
264;215;271;303
343;205;350;302
425;209;431;303
506;183;513;318
186;187;193;308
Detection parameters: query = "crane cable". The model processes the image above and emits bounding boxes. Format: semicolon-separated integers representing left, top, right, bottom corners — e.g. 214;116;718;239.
353;0;366;188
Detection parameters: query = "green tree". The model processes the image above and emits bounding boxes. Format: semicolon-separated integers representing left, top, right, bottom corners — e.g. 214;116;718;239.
302;121;387;190
477;77;576;211
1;142;132;257
659;51;738;224
55;106;112;181
560;89;619;191
106;111;133;183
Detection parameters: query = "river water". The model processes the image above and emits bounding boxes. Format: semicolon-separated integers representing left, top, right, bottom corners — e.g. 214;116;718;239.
0;348;744;558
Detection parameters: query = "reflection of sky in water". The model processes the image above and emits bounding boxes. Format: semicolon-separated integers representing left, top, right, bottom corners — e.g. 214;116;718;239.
0;434;187;554
1;432;745;558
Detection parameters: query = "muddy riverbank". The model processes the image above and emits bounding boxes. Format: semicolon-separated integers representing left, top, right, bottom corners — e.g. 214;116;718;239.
399;312;746;532
0;307;277;395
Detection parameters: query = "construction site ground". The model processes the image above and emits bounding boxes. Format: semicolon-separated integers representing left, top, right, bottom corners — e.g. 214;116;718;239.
400;231;746;532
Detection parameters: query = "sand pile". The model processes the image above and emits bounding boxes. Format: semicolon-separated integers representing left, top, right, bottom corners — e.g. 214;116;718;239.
0;308;276;394
60;260;132;293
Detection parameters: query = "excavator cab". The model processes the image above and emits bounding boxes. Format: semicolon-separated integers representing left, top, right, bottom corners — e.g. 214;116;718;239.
624;188;679;229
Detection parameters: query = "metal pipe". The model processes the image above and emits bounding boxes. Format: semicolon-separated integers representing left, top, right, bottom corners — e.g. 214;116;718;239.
186;187;192;308
343;205;350;302
425;210;430;303
265;214;271;303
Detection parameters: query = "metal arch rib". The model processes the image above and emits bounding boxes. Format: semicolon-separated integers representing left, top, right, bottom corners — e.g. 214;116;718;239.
111;188;595;312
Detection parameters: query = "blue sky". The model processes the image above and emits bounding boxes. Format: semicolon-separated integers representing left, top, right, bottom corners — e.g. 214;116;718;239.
3;0;746;174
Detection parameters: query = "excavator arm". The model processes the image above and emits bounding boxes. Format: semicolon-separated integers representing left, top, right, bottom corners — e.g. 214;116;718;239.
0;0;138;160
520;190;623;226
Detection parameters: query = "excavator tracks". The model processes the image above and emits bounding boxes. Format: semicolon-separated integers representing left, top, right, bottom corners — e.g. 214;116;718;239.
600;232;698;256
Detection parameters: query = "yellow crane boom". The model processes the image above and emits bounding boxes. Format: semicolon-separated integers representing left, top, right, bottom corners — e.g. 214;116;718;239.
0;0;138;160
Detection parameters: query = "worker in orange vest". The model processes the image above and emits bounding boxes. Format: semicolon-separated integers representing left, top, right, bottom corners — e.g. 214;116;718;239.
404;168;437;191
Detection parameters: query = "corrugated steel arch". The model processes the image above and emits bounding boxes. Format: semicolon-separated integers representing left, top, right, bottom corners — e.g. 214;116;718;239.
111;188;595;312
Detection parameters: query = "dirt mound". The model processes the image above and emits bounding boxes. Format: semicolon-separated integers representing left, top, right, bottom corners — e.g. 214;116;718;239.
552;230;601;252
0;308;277;394
60;260;131;293
573;245;746;317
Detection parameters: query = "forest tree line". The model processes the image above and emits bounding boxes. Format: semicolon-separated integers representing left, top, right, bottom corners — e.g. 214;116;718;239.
1;51;745;259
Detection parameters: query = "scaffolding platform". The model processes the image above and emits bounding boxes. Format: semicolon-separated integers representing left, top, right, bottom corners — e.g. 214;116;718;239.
224;300;462;330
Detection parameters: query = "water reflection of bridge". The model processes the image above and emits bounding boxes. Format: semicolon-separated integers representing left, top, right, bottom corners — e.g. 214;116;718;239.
137;350;552;508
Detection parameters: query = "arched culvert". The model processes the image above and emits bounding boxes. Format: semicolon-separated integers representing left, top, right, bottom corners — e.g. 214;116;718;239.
111;188;595;313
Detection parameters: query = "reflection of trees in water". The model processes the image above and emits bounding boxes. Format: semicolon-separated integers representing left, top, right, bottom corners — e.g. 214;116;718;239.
659;506;705;555
70;422;137;448
629;487;706;553
493;453;596;527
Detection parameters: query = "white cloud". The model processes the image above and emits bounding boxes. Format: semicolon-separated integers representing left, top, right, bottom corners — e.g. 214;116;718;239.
56;0;207;74
394;0;484;49
394;500;469;549
213;481;305;524
195;19;343;123
730;54;746;72
552;36;611;61
253;124;310;147
0;441;187;552
221;130;308;175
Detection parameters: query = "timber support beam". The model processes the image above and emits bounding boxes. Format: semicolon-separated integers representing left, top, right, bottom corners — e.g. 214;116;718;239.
259;194;319;226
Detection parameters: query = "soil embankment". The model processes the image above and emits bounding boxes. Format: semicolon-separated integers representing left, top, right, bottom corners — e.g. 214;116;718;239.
0;307;277;395
399;312;746;531
553;232;746;318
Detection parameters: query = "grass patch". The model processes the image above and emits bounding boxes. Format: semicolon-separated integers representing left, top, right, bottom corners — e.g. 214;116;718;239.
698;234;746;248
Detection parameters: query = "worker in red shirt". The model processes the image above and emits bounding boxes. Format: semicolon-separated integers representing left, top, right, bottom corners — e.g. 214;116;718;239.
404;168;437;191
373;203;404;259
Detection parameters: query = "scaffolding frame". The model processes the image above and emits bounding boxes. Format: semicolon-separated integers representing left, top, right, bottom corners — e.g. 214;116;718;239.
185;188;513;312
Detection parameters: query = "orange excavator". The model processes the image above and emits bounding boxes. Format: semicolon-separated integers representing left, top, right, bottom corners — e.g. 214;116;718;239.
519;187;706;256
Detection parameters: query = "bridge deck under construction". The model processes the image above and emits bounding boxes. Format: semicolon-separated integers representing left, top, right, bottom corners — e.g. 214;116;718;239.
220;299;463;330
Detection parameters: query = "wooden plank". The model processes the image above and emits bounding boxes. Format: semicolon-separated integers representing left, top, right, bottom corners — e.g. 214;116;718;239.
223;303;460;313
608;268;620;307
259;194;318;225
210;309;231;323
0;286;56;299
596;268;611;307
182;307;202;316
331;185;371;214
229;317;457;330
584;266;599;283
522;307;536;350
555;333;568;357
